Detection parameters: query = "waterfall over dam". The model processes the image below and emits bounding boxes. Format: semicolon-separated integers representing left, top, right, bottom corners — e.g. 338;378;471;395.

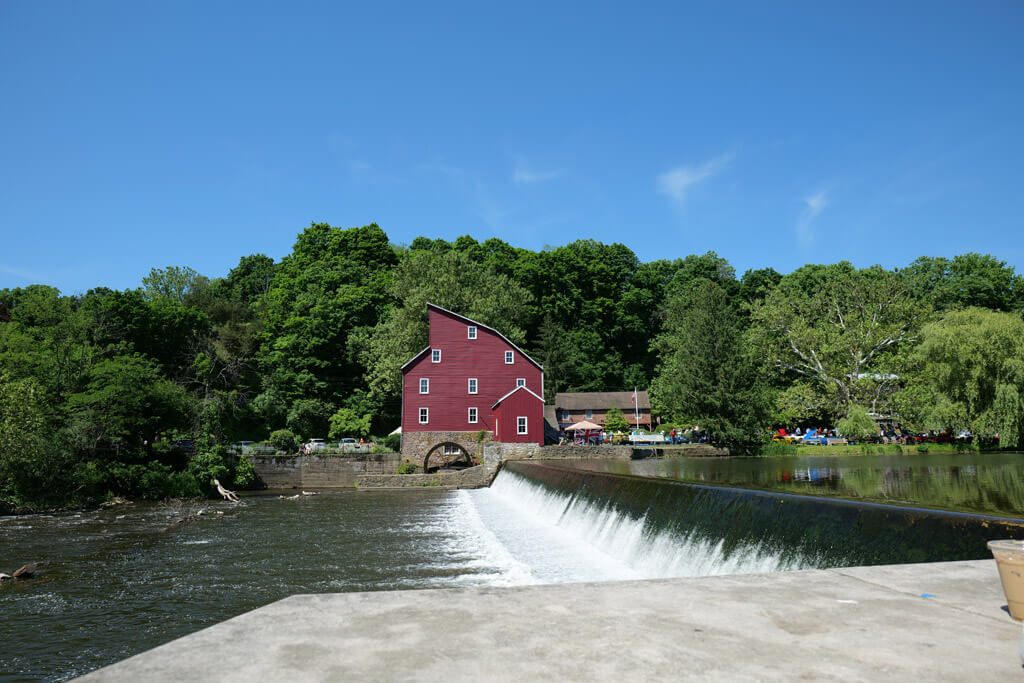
477;460;1024;577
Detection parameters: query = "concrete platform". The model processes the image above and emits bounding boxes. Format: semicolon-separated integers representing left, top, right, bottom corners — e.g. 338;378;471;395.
79;560;1021;682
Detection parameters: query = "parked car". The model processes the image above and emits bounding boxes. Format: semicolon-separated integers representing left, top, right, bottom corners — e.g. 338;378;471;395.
303;438;328;454
172;439;196;453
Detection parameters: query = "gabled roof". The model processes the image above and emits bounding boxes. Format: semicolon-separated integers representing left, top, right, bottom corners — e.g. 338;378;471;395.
491;384;545;409
426;302;543;372
400;346;432;371
554;391;651;411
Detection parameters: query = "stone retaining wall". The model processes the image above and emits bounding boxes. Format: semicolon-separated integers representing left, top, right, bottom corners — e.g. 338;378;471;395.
356;464;497;489
482;443;730;461
251;453;402;488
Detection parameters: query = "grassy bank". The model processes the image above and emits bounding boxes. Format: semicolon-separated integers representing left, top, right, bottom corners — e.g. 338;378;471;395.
757;442;997;457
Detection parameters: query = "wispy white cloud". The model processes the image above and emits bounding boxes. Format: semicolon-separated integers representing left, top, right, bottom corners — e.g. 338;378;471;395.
656;152;734;202
512;157;561;185
0;264;43;280
796;190;829;246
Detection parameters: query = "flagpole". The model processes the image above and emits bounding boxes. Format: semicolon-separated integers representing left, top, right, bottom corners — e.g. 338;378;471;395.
633;387;640;429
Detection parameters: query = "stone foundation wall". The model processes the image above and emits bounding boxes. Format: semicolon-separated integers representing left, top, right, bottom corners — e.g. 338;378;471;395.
356;464;498;489
482;443;730;462
251;453;402;488
401;430;490;462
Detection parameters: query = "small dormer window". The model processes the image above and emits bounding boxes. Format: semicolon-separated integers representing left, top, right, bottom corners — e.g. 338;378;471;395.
467;326;477;339
432;349;441;363
504;351;514;364
420;378;430;394
516;378;526;388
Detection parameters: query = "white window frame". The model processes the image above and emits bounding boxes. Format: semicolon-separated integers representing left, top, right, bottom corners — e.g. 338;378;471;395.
443;444;460;455
467;325;477;339
431;349;441;363
505;350;514;364
517;416;528;435
468;407;478;424
419;378;429;394
468;378;478;395
419;407;429;424
585;409;593;420
516;378;526;388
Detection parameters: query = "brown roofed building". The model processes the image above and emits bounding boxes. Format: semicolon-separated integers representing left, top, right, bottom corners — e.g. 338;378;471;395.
552;391;653;432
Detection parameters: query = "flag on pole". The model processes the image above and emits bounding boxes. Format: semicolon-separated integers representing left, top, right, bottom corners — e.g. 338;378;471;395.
631;389;637;404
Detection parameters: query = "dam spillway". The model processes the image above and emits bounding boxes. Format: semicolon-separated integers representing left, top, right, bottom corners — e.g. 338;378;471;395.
491;460;1024;573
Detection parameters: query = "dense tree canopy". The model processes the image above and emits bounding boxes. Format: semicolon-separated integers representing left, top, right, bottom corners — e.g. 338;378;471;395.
1;220;1021;510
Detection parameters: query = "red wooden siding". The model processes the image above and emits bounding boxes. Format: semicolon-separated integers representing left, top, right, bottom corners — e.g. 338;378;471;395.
402;305;543;443
493;387;544;443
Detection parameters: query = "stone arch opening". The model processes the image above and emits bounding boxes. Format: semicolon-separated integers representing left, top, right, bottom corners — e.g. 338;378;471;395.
423;442;473;473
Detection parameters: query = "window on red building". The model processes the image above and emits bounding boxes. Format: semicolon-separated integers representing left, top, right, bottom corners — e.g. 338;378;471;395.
517;416;528;434
468;407;478;423
419;408;429;424
419;378;429;394
468;378;478;394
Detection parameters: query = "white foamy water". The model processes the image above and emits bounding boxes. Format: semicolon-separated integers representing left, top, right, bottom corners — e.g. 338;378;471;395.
465;468;805;583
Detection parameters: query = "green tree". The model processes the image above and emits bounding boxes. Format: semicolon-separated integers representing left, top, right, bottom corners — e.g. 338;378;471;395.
269;429;299;453
0;373;75;510
749;263;925;420
328;407;372;439
652;279;767;452
837;405;877;440
905;308;1024;447
259;222;397;404
142;266;207;304
66;354;193;454
286;399;334;440
903;253;1024;313
602;407;630;432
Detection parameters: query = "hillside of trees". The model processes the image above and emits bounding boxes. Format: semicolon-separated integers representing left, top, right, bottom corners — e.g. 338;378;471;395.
3;222;1023;511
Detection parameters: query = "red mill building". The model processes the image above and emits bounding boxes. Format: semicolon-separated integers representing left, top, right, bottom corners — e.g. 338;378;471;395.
400;304;544;469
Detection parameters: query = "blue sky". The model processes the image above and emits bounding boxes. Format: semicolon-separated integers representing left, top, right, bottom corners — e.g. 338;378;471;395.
2;1;1022;293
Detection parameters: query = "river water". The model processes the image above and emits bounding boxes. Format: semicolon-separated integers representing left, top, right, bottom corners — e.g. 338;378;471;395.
3;453;1024;681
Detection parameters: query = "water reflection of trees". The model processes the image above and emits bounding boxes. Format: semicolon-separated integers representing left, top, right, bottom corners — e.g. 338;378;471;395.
651;458;1024;516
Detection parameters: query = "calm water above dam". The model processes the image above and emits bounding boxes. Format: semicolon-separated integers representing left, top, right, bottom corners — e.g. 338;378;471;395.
3;453;1024;681
562;451;1024;516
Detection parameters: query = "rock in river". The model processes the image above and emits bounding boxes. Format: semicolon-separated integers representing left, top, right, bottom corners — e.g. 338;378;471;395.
13;563;39;579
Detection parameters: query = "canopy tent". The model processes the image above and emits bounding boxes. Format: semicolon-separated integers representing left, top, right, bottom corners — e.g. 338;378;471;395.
389;426;402;436
565;420;602;432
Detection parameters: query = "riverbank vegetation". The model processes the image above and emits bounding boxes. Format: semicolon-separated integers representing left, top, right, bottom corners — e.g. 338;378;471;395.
2;223;1023;510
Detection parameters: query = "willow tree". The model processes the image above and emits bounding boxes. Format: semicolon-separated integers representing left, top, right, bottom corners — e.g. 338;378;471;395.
749;263;926;420
907;308;1024;447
